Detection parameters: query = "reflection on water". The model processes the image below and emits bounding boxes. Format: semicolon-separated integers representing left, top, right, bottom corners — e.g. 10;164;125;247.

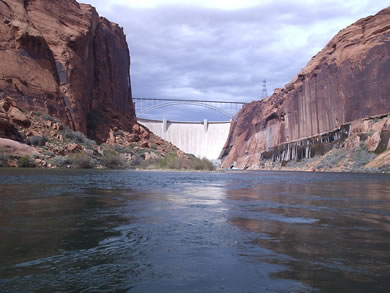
1;169;390;292
228;178;390;292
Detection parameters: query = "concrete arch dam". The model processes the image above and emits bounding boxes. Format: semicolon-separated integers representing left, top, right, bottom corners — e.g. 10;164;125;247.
138;118;232;160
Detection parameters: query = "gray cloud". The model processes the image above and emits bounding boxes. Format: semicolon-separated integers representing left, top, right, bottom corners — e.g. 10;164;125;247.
86;0;389;120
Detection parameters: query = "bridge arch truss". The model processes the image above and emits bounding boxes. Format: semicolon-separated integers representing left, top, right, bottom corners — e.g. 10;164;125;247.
133;98;246;120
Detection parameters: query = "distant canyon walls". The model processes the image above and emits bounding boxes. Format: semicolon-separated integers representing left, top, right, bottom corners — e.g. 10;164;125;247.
0;0;135;142
222;7;390;169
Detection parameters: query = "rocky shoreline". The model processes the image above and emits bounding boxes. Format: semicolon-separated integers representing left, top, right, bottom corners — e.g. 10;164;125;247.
228;114;390;173
0;97;215;171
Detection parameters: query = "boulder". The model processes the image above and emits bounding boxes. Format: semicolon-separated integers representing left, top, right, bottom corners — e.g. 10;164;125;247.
26;131;40;137
367;132;381;152
144;152;159;160
129;134;140;142
0;108;22;141
141;141;150;148
8;106;31;128
0;138;39;156
106;129;116;144
0;99;11;112
383;117;390;131
0;110;11;137
132;124;141;134
67;143;83;153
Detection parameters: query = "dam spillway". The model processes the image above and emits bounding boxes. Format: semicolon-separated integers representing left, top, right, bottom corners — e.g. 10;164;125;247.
138;118;232;160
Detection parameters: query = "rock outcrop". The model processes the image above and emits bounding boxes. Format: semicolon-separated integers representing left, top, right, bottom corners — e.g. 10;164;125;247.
0;97;26;140
0;137;38;157
222;6;390;169
0;0;135;143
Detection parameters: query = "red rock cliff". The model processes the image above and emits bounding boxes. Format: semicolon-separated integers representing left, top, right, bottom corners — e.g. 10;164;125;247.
222;7;390;169
0;0;135;142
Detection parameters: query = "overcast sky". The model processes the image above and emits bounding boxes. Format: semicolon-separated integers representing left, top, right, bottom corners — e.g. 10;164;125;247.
85;0;389;121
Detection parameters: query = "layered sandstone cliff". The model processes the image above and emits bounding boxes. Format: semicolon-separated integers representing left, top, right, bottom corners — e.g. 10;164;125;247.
222;7;390;169
0;0;135;142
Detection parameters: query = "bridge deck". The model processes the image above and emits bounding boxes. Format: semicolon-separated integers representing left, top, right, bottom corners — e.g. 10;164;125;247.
134;97;247;120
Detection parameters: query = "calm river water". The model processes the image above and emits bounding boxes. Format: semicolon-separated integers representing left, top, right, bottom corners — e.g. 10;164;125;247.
0;169;390;292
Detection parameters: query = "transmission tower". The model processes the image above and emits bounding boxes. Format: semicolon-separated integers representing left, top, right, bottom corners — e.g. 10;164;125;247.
261;79;268;99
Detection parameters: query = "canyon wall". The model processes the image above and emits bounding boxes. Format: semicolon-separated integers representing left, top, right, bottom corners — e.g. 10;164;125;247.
0;0;135;142
222;6;390;169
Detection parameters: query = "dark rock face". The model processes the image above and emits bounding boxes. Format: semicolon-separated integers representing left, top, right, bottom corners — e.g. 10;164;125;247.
222;7;390;169
0;0;135;143
0;97;27;141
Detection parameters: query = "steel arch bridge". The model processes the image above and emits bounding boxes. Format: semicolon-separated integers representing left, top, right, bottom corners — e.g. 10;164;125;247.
133;98;247;120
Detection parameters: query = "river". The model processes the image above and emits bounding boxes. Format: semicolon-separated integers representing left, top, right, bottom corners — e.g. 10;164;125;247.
0;169;390;292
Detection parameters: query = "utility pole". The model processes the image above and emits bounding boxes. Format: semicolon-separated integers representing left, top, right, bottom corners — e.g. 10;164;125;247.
261;79;268;99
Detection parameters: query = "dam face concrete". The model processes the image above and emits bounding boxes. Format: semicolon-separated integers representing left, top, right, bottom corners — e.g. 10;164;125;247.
138;118;231;160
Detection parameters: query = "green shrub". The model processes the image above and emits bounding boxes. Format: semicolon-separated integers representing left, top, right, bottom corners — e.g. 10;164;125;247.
63;127;96;147
359;141;368;151
134;148;147;155
63;127;82;142
316;160;330;170
114;130;124;136
32;111;42;117
42;113;56;122
70;153;94;169
139;158;162;169
43;150;55;157
50;156;71;168
102;150;126;169
114;145;133;154
351;148;376;169
26;135;48;146
0;153;9;167
17;156;33;168
159;153;215;171
316;148;347;170
129;154;144;167
186;155;215;171
19;132;26;140
379;164;390;173
198;158;216;171
159;153;180;169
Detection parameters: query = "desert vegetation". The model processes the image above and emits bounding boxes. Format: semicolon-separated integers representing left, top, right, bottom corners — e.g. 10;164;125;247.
0;105;216;171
